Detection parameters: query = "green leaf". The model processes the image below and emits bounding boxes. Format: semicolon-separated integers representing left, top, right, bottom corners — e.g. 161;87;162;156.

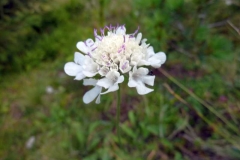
121;124;136;139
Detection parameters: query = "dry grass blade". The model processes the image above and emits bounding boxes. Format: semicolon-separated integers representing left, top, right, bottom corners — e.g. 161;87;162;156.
159;68;240;136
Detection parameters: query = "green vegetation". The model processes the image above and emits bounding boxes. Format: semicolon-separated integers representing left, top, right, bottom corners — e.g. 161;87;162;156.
1;0;240;159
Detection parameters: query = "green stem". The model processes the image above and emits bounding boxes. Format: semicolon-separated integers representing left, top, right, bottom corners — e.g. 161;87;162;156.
159;68;239;135
117;85;121;144
99;0;105;26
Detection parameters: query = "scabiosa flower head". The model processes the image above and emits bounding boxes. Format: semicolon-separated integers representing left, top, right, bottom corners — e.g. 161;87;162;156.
64;24;166;104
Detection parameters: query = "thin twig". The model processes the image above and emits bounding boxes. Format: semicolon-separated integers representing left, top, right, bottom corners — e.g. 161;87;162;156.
227;20;240;35
161;71;240;150
159;68;240;135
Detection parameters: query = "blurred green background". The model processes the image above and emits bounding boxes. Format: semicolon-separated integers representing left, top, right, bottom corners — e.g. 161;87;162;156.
0;0;240;159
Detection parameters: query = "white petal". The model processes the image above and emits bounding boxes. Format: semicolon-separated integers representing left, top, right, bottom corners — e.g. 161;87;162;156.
137;67;149;76
142;76;155;86
95;94;101;104
136;33;142;44
76;41;88;54
83;70;98;77
74;72;86;80
64;62;82;76
147;46;155;57
74;52;85;65
148;52;166;68
116;25;126;35
99;66;109;76
136;82;153;95
82;56;99;77
120;60;131;73
83;86;102;104
97;78;112;89
128;79;138;87
137;59;149;66
155;52;167;64
101;84;119;94
85;39;94;47
117;75;124;84
83;78;97;86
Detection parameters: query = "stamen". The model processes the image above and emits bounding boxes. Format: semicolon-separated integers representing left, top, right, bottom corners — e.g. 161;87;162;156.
130;26;140;37
87;52;92;57
100;28;105;36
91;47;97;51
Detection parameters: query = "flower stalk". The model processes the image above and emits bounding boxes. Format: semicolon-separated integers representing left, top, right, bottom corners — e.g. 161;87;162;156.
117;84;121;144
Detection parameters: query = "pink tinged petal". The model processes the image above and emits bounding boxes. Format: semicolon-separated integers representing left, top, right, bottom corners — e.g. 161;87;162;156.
83;86;102;104
76;41;88;54
136;82;154;95
74;72;86;80
136;33;142;44
120;60;131;73
142;76;155;86
97;78;113;89
101;84;119;95
64;62;82;76
83;78;97;86
74;52;85;65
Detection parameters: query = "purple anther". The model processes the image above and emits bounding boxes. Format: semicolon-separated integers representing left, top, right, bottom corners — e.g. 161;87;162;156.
129;35;134;38
84;40;87;46
100;28;105;36
118;49;122;53
87;52;92;57
118;44;126;53
122;61;128;70
105;25;110;30
96;36;102;41
130;26;140;37
91;47;97;51
121;24;125;29
94;29;98;37
110;24;116;31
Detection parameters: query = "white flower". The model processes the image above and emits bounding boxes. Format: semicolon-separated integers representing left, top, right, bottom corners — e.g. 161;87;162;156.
64;24;166;104
83;79;102;104
128;66;155;95
97;70;124;94
64;52;99;80
140;46;166;68
64;52;86;80
82;56;99;77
